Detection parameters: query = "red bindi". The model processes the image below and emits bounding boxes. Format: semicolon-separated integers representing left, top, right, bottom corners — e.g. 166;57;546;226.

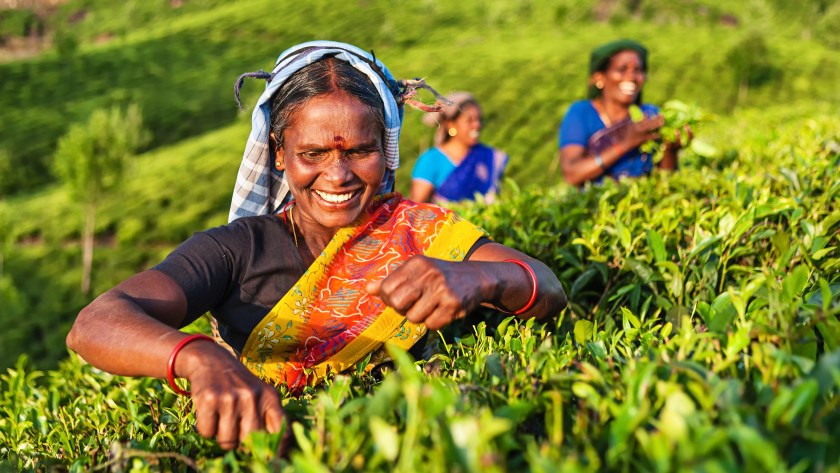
333;135;344;150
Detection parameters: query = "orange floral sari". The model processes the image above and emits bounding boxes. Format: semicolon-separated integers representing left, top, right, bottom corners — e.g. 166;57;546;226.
239;194;486;391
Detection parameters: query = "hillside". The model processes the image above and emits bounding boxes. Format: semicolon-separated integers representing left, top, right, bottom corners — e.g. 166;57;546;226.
1;0;838;195
1;0;839;470
2;109;838;470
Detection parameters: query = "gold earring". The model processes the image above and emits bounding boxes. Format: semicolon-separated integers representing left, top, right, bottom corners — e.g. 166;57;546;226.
447;127;457;137
275;160;282;169
596;81;604;89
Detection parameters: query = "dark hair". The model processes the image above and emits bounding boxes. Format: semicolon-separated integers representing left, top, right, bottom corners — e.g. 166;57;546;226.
269;56;386;147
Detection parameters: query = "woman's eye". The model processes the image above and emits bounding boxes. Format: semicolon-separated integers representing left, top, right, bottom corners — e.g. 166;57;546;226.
346;149;376;159
300;151;326;161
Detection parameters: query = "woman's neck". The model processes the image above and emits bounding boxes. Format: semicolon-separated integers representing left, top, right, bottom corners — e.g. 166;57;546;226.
594;97;630;125
285;209;333;267
439;139;471;164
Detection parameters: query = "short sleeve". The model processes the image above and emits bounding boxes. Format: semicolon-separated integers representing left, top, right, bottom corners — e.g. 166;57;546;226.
411;148;445;186
152;228;244;327
559;101;591;148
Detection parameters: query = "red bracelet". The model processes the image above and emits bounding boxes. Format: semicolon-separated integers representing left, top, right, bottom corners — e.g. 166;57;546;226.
167;334;214;396
503;259;538;315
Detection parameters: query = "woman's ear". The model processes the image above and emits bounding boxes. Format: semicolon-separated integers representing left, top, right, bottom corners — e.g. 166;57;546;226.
270;131;285;171
591;72;605;90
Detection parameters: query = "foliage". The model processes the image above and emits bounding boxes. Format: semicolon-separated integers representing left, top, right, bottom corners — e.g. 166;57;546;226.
725;32;780;105
0;1;839;469
1;111;838;470
52;103;150;294
637;100;708;158
53;104;150;203
0;9;40;41
0;0;838;195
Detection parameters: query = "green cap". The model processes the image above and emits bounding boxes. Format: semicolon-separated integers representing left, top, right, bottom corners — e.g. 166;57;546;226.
589;39;648;75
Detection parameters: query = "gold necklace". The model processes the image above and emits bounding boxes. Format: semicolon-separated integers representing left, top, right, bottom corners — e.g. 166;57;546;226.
592;100;613;127
288;206;299;248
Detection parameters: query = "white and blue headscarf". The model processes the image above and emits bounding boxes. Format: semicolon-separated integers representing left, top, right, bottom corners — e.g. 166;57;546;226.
229;41;406;222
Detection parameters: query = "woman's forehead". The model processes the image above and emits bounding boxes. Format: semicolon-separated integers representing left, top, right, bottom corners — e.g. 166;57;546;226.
609;50;644;66
285;94;382;143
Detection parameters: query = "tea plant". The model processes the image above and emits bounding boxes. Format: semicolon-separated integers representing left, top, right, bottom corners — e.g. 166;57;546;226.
1;112;838;471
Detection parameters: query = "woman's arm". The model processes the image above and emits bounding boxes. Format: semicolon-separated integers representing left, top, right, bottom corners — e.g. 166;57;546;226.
365;242;566;330
658;125;693;171
560;115;664;186
410;179;436;203
66;270;284;450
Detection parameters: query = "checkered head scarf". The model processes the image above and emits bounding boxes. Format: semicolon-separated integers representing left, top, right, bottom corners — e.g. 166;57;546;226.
229;41;416;222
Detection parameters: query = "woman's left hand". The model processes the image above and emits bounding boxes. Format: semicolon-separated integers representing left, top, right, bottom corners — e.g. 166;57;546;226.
365;256;490;330
666;125;694;150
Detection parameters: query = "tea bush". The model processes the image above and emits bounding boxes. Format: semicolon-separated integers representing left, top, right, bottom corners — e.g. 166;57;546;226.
1;1;839;469
1;112;837;471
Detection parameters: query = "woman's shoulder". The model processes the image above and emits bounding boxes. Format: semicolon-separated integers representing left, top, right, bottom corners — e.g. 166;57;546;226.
417;146;447;161
566;99;594;113
201;214;288;247
561;100;597;122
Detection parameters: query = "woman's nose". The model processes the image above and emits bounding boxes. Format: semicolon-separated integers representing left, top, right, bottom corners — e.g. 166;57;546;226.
323;155;353;183
625;69;643;81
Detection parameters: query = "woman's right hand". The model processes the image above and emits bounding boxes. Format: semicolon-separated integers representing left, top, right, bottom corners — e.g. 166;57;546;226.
178;342;285;450
67;271;285;451
625;114;664;148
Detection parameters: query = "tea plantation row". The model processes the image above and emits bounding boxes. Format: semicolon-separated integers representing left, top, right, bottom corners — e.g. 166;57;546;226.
1;111;837;471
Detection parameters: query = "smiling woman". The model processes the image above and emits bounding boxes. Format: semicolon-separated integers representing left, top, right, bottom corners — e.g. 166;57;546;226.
65;41;566;451
411;92;509;205
557;39;693;186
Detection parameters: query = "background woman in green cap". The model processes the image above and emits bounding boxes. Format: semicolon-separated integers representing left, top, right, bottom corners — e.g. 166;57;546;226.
557;39;691;186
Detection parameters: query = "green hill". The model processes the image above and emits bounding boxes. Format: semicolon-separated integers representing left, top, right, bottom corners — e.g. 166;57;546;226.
1;0;840;469
1;0;838;194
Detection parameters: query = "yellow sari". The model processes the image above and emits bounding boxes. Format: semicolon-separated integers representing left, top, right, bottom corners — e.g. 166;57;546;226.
239;194;486;392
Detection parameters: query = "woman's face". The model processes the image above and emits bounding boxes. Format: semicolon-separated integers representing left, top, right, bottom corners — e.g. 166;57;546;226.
597;50;646;106
275;92;386;236
447;103;482;147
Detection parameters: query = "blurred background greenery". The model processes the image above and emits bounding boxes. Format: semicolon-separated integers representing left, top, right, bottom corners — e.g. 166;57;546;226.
0;0;838;370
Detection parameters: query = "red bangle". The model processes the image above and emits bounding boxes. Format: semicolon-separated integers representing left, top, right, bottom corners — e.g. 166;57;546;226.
503;259;538;315
167;334;214;396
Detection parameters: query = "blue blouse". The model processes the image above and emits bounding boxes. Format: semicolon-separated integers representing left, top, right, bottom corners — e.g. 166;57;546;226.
558;100;659;183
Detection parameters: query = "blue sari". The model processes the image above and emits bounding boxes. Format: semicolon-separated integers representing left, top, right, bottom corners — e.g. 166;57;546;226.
436;144;506;203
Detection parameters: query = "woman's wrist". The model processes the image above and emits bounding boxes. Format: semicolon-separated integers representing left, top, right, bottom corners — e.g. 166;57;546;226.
483;260;539;315
172;335;218;384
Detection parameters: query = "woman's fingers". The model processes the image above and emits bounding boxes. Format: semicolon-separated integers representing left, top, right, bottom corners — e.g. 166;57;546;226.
189;361;285;450
684;125;694;144
404;292;440;324
366;256;481;330
423;300;466;330
236;394;263;447
369;258;431;313
214;392;240;450
194;397;219;439
261;391;285;434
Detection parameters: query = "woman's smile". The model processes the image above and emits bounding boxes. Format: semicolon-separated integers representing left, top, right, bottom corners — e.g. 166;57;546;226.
313;189;359;204
618;81;637;96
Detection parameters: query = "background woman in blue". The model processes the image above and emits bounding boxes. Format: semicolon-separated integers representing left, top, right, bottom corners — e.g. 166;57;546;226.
411;92;508;204
558;39;690;187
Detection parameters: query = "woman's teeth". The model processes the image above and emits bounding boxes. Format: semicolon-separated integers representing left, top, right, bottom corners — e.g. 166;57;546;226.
315;190;355;203
619;82;637;95
469;130;480;139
